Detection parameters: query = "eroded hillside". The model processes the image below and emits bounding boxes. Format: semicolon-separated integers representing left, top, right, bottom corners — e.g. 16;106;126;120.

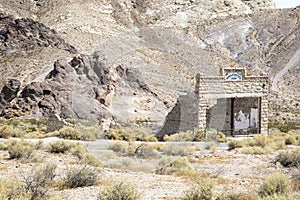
0;0;299;126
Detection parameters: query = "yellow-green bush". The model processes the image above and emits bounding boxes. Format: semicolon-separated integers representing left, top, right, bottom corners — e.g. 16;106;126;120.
183;178;214;200
260;194;292;200
285;135;297;145
228;140;246;150
193;129;207;142
241;146;271;155
104;127;155;142
216;191;257;200
7;140;35;160
98;181;142;200
163;129;226;142
0;178;29;200
0;125;14;138
155;156;194;175
104;129;135;141
70;143;102;167
109;140;130;153
58;127;81;140
248;134;269;148
134;143;160;158
205;130;227;143
48;140;73;153
205;142;218;153
164;131;194;142
162;144;194;157
258;173;291;198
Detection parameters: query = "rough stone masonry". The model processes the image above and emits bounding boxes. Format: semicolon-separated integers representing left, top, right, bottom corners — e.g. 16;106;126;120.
197;67;269;135
157;66;269;139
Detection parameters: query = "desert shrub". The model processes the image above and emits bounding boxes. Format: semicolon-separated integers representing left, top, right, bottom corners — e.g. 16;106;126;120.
163;129;218;142
70;143;102;167
155;156;194;175
8;140;35;160
279;124;291;133
22;163;56;200
149;143;165;151
258;173;291;198
98;181;142;200
285;135;297;145
51;125;101;141
64;165;98;188
268;140;285;151
260;194;292;200
105;157;133;170
58;126;81;140
104;128;135;141
0;141;8;150
205;142;218;153
291;165;300;192
109;140;130;153
161;144;194;157
216;191;257;200
34;140;45;150
248;134;269;148
269;121;298;133
124;127;154;142
228;140;246;150
105;126;157;142
48;140;73;153
205;130;227;143
274;149;300;167
0;178;29;200
241;146;270;155
183;178;214;200
76;125;102;141
134;143;159;158
164;131;194;142
193;129;206;141
0;125;13;138
145;136;158;142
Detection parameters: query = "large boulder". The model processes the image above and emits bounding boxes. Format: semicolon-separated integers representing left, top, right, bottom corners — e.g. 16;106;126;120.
0;79;21;104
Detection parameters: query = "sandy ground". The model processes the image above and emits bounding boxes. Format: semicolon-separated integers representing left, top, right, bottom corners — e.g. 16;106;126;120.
0;138;295;200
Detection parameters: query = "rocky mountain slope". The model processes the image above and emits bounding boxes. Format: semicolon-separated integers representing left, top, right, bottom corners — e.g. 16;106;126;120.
0;0;299;128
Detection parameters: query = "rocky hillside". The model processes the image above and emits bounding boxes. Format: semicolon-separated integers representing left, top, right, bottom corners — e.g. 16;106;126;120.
0;0;299;128
198;7;300;121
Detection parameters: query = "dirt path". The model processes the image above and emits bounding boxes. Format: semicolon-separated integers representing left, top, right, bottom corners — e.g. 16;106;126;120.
271;47;300;93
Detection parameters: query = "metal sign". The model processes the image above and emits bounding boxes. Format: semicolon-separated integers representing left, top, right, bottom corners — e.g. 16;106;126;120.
225;71;242;81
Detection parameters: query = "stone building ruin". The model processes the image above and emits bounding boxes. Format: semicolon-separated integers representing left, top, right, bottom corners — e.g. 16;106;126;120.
157;67;269;139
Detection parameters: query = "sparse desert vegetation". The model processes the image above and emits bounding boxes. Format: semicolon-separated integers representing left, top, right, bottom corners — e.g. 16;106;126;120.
0;119;300;199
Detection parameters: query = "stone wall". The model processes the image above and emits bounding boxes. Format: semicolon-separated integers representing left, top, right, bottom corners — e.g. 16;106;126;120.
156;92;198;140
198;73;269;134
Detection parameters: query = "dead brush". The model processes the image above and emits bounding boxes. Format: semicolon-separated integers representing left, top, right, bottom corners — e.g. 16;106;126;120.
22;163;57;200
64;165;98;188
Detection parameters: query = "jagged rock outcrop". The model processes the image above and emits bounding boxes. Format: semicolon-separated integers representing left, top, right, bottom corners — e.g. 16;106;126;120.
0;79;21;105
0;12;76;57
0;54;121;120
